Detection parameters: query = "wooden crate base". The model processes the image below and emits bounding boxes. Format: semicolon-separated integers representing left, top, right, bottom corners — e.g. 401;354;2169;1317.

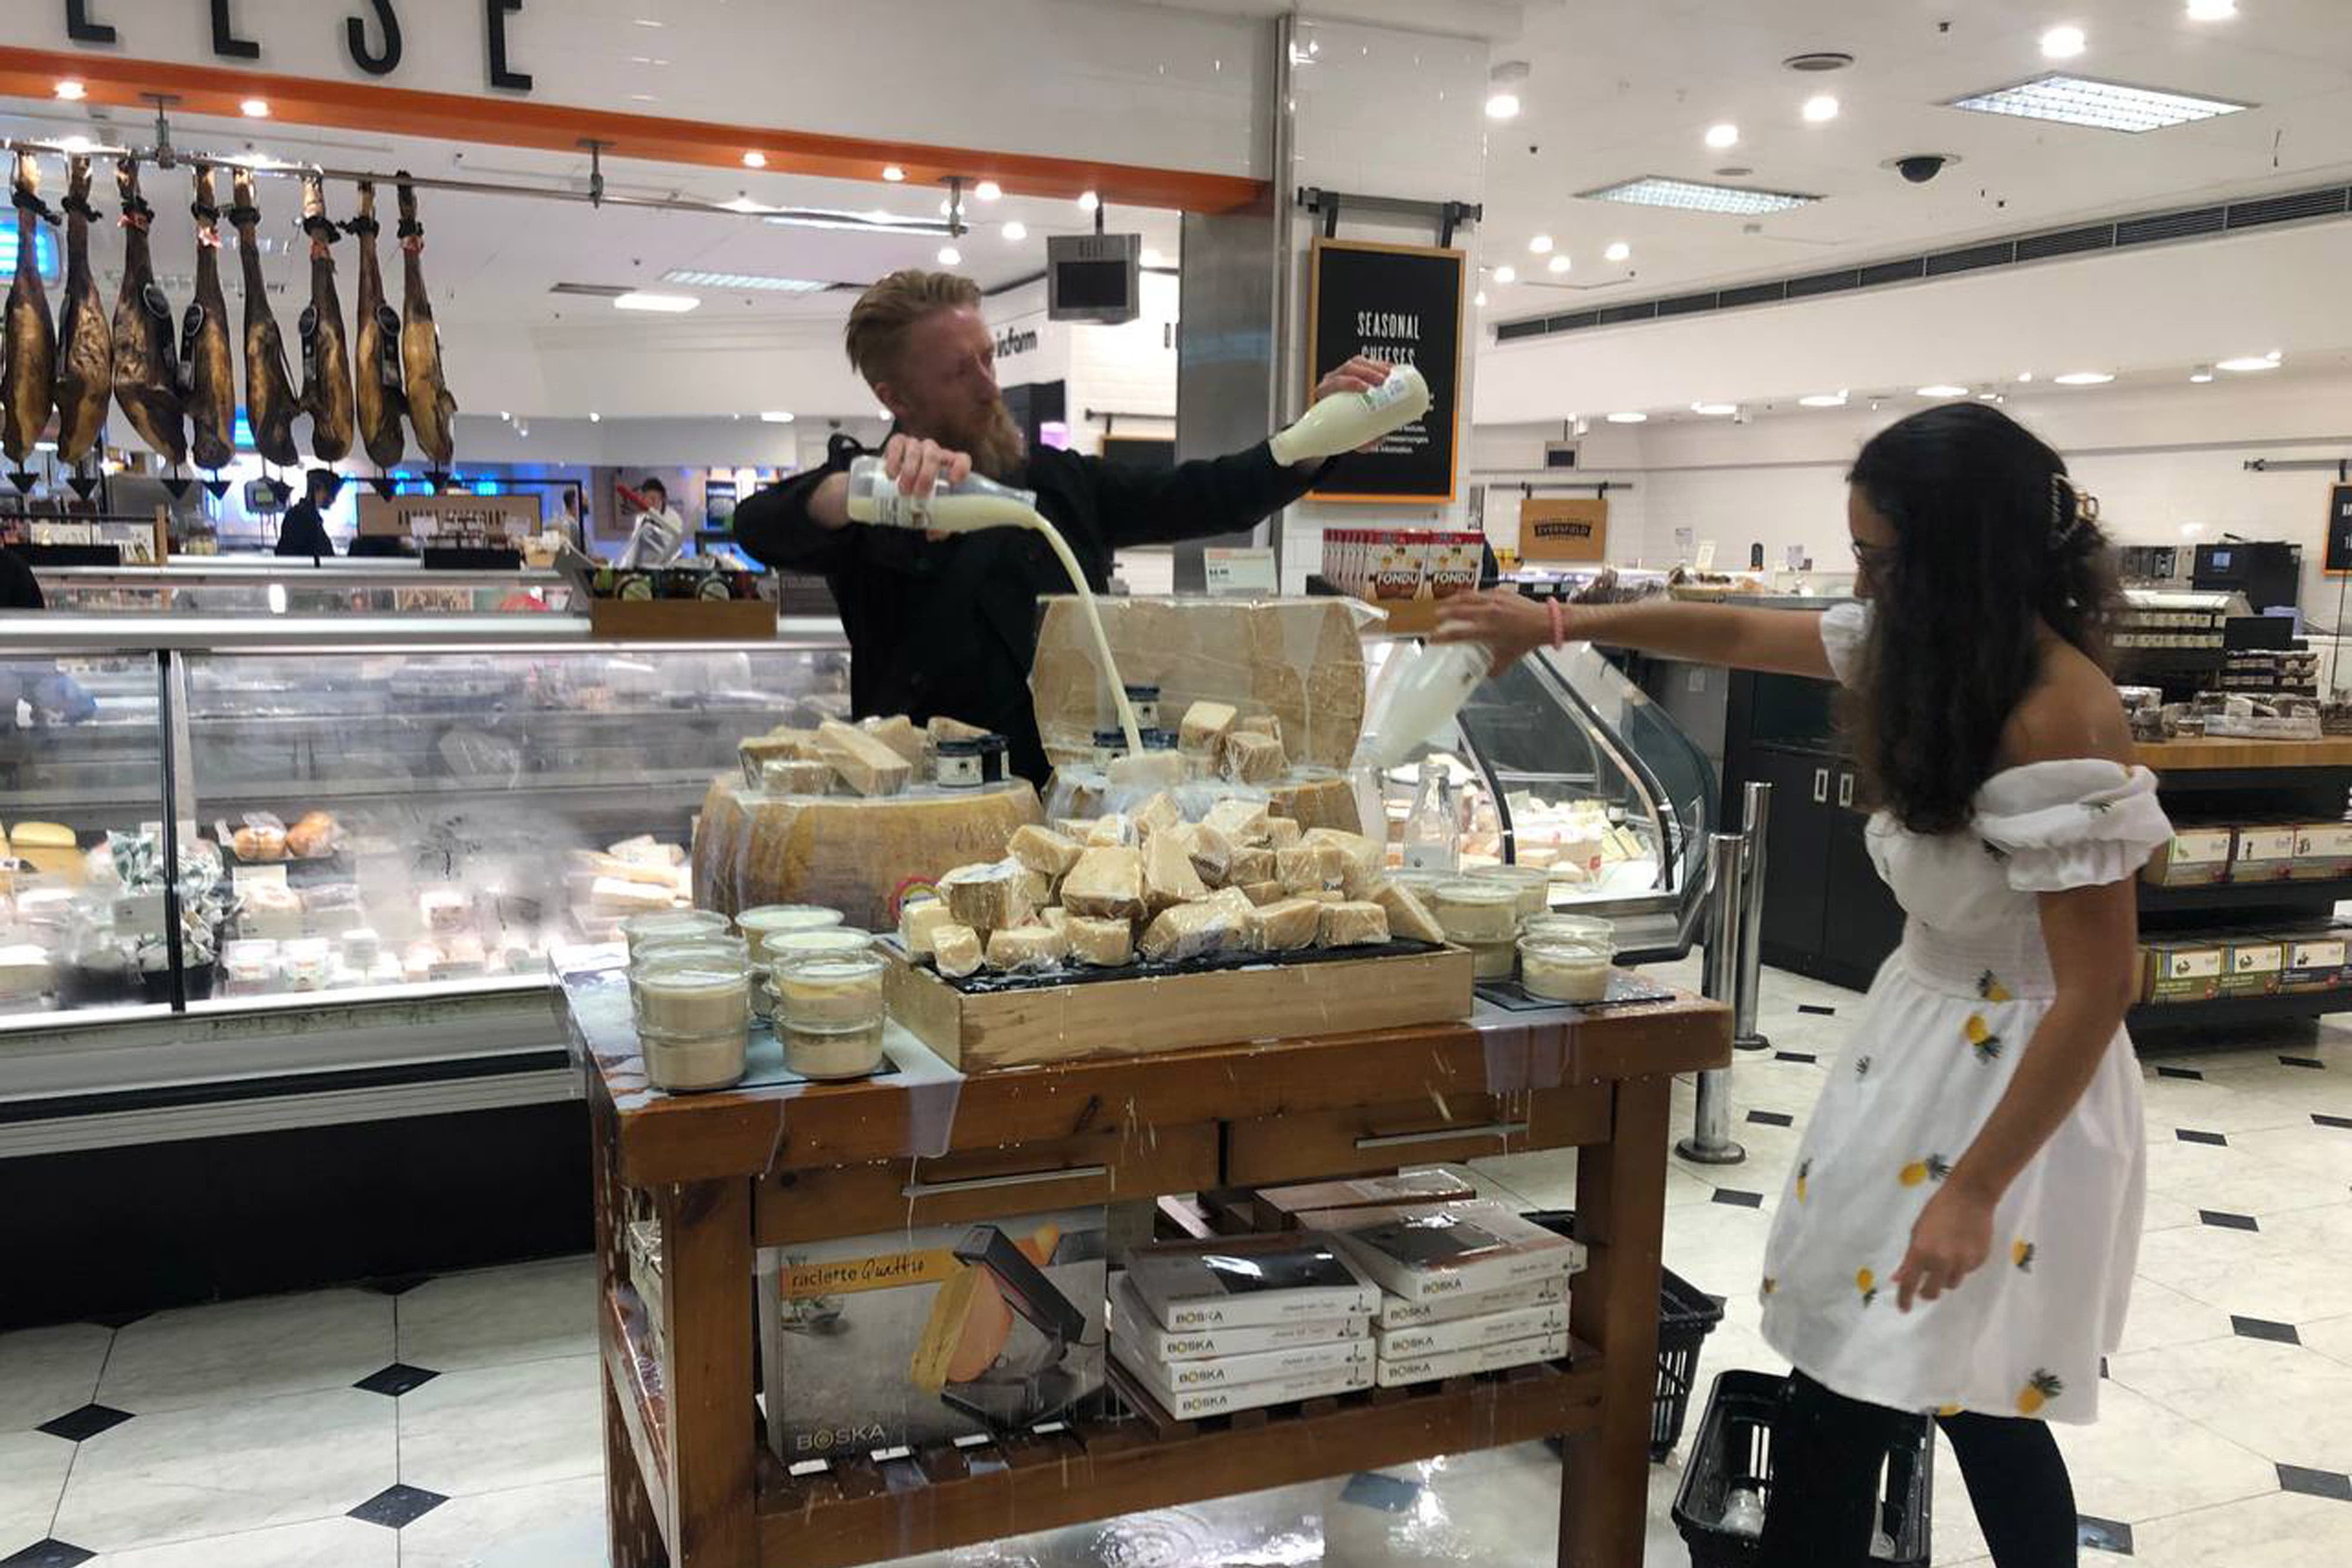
589;597;776;640
881;942;1475;1071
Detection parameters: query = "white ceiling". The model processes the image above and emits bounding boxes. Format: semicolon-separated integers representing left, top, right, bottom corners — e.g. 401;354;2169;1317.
1474;0;2352;313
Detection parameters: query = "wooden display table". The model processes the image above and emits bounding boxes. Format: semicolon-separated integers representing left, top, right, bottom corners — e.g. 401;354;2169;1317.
565;964;1730;1568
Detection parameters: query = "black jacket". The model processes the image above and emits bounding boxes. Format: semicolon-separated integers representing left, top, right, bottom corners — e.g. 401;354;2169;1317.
275;500;335;558
733;435;1324;783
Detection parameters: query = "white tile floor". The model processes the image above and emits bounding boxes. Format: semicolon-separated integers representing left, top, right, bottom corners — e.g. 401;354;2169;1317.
5;966;2351;1566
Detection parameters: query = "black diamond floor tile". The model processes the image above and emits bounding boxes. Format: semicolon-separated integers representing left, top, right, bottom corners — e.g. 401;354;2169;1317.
2154;1065;2205;1081
1746;1110;1795;1128
1773;1051;1818;1064
2281;1055;2326;1069
2099;1356;2110;1380
2230;1315;2301;1345
2077;1515;2134;1555
353;1362;440;1398
34;1404;133;1443
1797;1004;1838;1017
2317;1113;2352;1131
349;1483;449;1529
2277;1463;2352;1502
0;1543;96;1568
2199;1209;2260;1232
358;1273;435;1297
2175;1128;2229;1146
1712;1189;1765;1209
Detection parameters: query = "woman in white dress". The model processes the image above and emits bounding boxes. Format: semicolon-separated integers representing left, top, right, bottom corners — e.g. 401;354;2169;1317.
1441;403;2164;1567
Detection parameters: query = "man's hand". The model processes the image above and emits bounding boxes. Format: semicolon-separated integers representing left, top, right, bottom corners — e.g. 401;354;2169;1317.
1435;588;1560;676
1309;355;1401;454
1891;1182;1996;1313
883;433;973;497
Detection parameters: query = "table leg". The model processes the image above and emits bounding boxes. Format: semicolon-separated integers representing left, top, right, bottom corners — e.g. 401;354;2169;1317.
1560;1075;1671;1568
590;1084;668;1567
656;1176;758;1567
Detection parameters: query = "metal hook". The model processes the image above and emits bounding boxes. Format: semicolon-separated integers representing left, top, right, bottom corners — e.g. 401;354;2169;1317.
143;93;181;169
945;175;964;238
579;138;609;208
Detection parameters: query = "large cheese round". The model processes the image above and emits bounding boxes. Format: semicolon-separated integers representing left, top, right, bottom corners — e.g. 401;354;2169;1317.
691;779;1041;932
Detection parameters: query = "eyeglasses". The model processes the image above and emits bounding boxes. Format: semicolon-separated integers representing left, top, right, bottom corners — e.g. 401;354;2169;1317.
1850;540;1897;574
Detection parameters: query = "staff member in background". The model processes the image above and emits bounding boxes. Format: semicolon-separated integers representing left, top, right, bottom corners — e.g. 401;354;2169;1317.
617;477;687;569
733;268;1393;784
275;470;338;559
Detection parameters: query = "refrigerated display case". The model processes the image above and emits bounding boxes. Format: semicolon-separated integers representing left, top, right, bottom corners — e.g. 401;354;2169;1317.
1362;632;1716;961
32;559;579;617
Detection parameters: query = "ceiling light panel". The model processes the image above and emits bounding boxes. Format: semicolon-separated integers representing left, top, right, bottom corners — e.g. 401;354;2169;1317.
662;269;828;293
1579;176;1821;215
1948;74;2249;133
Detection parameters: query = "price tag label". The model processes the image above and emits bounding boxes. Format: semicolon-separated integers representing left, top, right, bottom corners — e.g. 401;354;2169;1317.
1784;543;1806;571
231;862;289;892
1695;540;1718;571
1673;527;1695;559
1204;547;1278;597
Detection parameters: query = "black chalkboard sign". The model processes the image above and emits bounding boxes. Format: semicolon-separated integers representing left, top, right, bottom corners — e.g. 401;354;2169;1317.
2328;483;2352;575
1304;239;1465;503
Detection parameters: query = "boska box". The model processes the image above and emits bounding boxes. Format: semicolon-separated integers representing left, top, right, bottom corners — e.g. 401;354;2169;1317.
2140;940;2223;1004
2141;827;2234;887
2229;825;2299;884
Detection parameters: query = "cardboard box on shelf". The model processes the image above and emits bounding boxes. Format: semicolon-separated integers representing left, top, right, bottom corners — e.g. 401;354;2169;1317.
2140;940;2224;1005
2221;935;2287;998
2228;825;2300;884
2141;827;2235;888
2290;821;2352;881
2279;930;2349;993
1249;1169;1479;1232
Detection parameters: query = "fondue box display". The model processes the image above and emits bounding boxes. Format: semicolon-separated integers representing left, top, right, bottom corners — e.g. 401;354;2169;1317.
2141;827;2235;888
756;1207;1107;1461
2228;824;2301;884
2140;939;2225;1004
2220;935;2287;998
2281;928;2351;992
2291;821;2352;880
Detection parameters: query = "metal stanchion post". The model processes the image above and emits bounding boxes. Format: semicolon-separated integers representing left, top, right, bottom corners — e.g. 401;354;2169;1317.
1733;780;1772;1052
1676;830;1747;1165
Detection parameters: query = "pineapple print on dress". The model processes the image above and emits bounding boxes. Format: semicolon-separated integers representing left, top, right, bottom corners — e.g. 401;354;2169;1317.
1899;1155;1951;1188
1796;1158;1812;1203
1977;969;2012;1002
2016;1369;2064;1416
1964;1014;2003;1062
2013;1239;2035;1272
1856;1268;1879;1308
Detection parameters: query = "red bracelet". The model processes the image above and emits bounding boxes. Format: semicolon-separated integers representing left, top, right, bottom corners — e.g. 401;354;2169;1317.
1547;600;1567;648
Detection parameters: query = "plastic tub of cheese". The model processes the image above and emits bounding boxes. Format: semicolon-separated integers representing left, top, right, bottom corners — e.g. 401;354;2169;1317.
1468;863;1554;922
1432;880;1521;947
1519;919;1615;1004
733;904;844;949
630;951;753;1092
773;951;887;1081
619;908;730;959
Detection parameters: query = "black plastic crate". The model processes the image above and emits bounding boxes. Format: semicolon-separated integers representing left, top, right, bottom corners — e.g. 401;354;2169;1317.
1522;1211;1725;1461
1672;1369;1934;1568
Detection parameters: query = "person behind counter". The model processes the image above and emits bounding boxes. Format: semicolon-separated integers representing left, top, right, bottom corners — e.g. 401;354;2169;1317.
732;268;1395;784
275;469;339;559
1441;402;2157;1568
617;477;687;569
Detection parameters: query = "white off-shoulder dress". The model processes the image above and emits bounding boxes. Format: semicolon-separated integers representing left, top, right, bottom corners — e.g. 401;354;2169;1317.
1756;603;2170;1423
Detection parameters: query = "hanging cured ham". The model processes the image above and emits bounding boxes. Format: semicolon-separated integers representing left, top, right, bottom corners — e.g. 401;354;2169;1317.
349;179;406;470
3;152;57;473
297;173;354;464
182;163;237;474
395;175;457;470
229;168;299;469
54;154;111;468
110;159;186;469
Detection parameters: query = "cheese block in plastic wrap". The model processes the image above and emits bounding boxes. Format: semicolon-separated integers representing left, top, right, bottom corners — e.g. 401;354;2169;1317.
1041;905;1071;937
757;759;834;796
933;922;984;978
1240;880;1286;906
1234;711;1282;745
816;719;914;797
1138;887;1253;963
1174;821;1235;887
986;924;1069;973
1061;846;1145;921
901;898;955;959
1029;596;1371;772
691;777;1040;934
1267;771;1364;835
738;728;821;785
860;715;927;767
1135;791;1184;841
1229;847;1276;887
1066;915;1134;968
1318;901;1391;948
1202;797;1271;847
1177;700;1238;760
1277;844;1347;895
1221;731;1288;785
1142;831;1209;913
1302;828;1385;898
941;860;1034;934
1245;895;1322;953
1265;817;1303;849
1085;814;1135;848
1007;824;1085;880
1370;880;1446;945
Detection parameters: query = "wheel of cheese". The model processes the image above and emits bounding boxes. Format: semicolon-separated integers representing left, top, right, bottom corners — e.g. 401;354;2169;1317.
691;778;1042;932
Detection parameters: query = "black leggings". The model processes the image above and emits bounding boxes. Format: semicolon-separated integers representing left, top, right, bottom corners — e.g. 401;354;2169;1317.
1758;1372;2077;1568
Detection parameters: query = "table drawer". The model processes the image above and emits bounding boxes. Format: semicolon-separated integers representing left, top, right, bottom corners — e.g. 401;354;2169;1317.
756;1119;1218;1245
1224;1084;1610;1186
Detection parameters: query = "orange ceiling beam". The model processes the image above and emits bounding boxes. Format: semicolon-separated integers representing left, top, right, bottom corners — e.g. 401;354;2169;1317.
0;46;1267;214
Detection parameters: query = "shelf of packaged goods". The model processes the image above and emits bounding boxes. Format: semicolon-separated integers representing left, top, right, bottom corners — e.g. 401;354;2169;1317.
2133;737;2352;773
2129;989;2352;1033
2137;878;2352;914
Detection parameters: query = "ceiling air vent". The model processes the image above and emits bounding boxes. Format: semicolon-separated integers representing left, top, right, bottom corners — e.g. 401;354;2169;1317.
1655;292;1718;318
1858;258;1926;286
2015;224;2113;262
2115;208;2223;247
1923;242;2013;277
1719;281;1787;308
2227;188;2348;229
1785;269;1861;298
549;282;632;298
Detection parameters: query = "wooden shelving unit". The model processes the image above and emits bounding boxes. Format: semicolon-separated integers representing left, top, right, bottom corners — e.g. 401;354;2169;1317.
568;967;1729;1568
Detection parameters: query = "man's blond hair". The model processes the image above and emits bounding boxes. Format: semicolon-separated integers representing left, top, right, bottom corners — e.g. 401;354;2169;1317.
844;269;981;387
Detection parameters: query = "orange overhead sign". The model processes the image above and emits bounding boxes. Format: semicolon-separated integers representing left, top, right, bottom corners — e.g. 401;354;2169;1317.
1518;497;1609;562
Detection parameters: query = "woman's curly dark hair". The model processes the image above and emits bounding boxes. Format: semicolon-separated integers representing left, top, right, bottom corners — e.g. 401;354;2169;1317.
1843;403;2119;835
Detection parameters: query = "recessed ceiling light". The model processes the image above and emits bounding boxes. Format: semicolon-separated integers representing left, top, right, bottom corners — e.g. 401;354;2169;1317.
1077;190;1100;212
2186;0;2237;17
588;411;602;423
1580;175;1822;215
1949;73;2248;132
632;16;664;25
2053;370;2114;385
1493;265;1517;284
741;151;766;169
974;180;1001;202
1140;247;1165;268
881;165;906;182
1916;385;1969;398
240;98;270;118
2041;24;2087;59
1486;92;1521;120
1798;391;1849;407
760;411;796;423
628;93;656;102
613;291;701;313
1690;402;1737;416
1473;290;1488;307
1705;122;1740;150
1606;411;1648;424
1604;241;1631;262
2016;371;2035;383
1528;233;1553;254
1803;93;1840;123
54;79;85;101
2189;365;2215;383
1001;220;1028;242
1547;253;1570;273
662;269;827;292
937;245;962;265
2217;352;2282;372
1783;52;1855;73
59;135;92;155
